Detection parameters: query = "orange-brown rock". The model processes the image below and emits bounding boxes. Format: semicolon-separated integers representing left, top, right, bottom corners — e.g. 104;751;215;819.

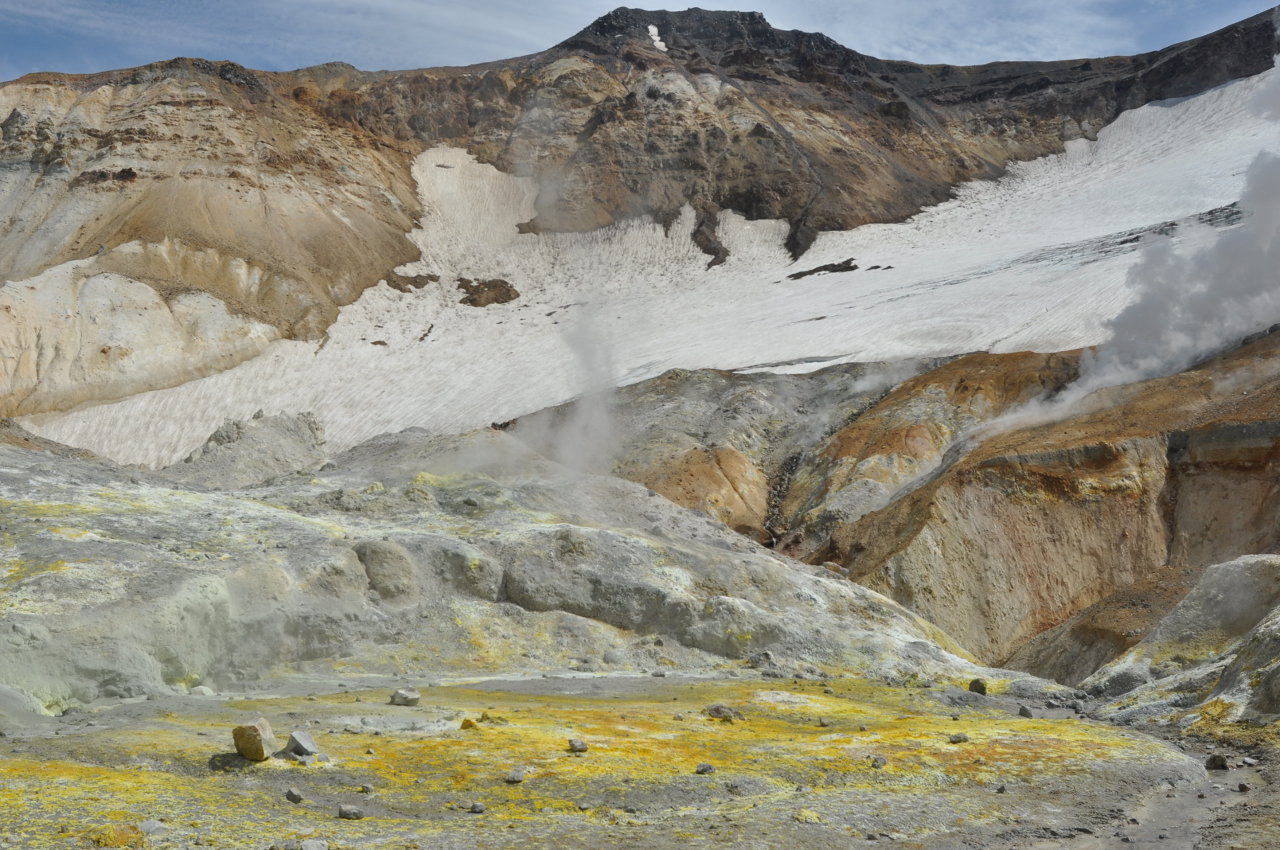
232;717;278;762
821;334;1280;669
777;351;1079;561
634;445;769;541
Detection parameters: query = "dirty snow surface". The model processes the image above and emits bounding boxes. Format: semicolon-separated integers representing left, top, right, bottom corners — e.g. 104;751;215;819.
23;68;1280;467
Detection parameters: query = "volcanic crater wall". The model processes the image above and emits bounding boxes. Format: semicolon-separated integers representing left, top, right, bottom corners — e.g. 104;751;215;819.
1;7;1277;421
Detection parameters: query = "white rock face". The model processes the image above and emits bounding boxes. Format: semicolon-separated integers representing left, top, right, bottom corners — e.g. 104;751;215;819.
1;254;278;417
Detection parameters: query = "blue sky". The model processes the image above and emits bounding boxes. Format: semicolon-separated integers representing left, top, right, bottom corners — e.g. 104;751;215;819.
0;1;1274;81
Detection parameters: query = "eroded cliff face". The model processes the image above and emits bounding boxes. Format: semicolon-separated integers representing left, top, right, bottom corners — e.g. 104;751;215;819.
0;60;421;417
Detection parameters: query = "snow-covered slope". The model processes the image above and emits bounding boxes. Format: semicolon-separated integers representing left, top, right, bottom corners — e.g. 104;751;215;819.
22;66;1280;468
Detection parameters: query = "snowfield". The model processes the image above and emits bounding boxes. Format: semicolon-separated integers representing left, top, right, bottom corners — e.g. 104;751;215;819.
21;66;1280;468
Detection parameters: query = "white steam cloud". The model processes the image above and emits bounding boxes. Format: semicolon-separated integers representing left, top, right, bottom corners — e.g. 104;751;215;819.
1072;61;1280;396
1075;152;1280;394
963;62;1280;443
509;301;618;475
554;302;617;473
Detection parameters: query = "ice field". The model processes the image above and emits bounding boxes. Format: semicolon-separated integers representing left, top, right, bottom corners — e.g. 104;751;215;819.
22;66;1280;468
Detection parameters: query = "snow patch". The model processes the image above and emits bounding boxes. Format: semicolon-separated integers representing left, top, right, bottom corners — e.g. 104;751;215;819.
647;24;668;52
19;67;1280;467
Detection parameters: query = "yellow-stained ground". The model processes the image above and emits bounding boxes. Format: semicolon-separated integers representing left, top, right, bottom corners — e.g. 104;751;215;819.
0;676;1191;849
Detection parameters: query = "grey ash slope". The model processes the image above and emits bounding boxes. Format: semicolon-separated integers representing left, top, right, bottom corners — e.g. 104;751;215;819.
0;413;1024;714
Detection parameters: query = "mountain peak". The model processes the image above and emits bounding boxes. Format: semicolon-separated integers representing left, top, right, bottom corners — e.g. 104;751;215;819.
558;6;844;58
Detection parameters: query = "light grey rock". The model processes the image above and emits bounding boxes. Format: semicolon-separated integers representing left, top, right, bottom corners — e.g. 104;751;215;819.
161;412;326;490
337;804;363;820
389;687;421;706
271;839;327;850
1088;556;1280;723
354;540;418;600
285;730;319;756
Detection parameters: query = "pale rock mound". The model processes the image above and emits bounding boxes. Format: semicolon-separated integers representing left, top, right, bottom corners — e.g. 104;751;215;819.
0;423;1051;714
161;410;327;490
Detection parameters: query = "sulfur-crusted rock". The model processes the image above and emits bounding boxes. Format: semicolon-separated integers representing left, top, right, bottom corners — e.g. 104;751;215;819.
232;718;278;762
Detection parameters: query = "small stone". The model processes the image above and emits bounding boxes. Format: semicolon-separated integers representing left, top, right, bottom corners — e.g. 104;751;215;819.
232;718;278;762
337;804;363;820
460;718;478;730
390;688;420;707
703;704;744;723
824;687;835;694
1018;705;1034;718
359;784;374;794
949;733;970;744
1206;754;1230;770
469;802;486;814
651;670;667;677
968;679;987;695
285;730;320;756
695;763;715;775
1238;783;1252;793
817;717;830;728
869;755;887;769
568;738;589;753
859;725;868;732
1242;756;1259;766
996;784;1007;794
285;788;304;804
366;748;375;755
505;768;525;784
